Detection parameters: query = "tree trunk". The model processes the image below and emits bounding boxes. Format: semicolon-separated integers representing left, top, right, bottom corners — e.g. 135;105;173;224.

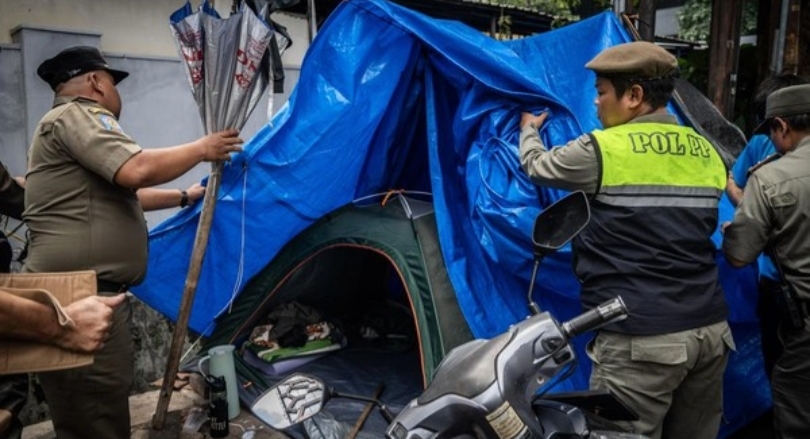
637;0;657;41
579;0;596;18
782;0;802;74
755;0;781;82
801;0;810;78
707;0;743;119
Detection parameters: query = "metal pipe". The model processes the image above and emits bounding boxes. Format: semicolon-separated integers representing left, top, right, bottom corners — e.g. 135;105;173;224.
775;0;790;72
307;0;317;44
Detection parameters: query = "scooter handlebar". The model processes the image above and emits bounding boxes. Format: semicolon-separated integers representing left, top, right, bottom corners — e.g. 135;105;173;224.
561;297;628;338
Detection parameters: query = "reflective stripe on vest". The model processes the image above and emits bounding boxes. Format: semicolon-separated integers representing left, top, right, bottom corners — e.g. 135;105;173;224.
590;123;726;207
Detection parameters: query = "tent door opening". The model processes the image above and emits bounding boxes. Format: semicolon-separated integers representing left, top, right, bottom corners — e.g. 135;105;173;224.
233;245;424;437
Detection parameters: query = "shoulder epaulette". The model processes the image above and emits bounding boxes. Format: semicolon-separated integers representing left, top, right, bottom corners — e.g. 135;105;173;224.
746;153;781;177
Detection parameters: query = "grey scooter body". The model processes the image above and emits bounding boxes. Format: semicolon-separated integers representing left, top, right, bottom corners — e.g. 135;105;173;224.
386;310;578;439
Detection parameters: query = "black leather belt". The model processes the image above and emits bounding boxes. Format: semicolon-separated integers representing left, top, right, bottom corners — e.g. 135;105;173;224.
97;280;129;293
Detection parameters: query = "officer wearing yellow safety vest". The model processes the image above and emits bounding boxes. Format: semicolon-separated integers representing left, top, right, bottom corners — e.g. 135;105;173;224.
518;41;733;439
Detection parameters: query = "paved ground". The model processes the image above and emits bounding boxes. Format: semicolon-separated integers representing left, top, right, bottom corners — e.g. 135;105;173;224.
21;383;290;439
19;376;776;439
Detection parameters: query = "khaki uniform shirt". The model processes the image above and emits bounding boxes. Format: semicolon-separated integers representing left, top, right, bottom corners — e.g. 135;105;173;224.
519;113;681;194
23;96;147;285
723;136;810;300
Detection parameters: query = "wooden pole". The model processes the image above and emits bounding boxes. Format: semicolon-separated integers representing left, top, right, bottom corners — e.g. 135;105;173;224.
620;13;643;41
152;160;224;429
344;384;385;439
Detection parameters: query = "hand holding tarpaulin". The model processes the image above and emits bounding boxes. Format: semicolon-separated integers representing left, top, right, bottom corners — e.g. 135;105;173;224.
153;0;274;429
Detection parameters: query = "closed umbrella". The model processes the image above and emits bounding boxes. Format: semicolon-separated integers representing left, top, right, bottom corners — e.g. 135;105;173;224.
154;0;275;428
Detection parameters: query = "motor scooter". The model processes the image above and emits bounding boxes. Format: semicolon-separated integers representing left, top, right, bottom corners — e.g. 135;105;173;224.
252;191;648;439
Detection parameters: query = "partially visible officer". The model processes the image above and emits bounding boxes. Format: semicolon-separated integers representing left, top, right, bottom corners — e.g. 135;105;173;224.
0;163;35;439
23;46;243;439
520;41;732;439
725;74;807;381
723;83;810;439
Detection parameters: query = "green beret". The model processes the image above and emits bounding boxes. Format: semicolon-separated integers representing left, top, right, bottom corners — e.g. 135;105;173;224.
585;41;678;79
753;84;810;134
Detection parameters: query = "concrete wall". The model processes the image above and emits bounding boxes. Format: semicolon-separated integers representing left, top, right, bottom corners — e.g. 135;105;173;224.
0;0;310;62
0;46;26;177
0;10;307;227
0;0;210;56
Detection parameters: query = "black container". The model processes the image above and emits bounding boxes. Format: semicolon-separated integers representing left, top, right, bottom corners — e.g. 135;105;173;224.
206;375;229;438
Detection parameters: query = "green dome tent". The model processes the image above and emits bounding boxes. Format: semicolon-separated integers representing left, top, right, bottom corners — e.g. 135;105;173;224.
198;194;473;423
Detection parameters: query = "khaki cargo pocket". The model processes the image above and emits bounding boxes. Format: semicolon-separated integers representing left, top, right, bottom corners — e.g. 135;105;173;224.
586;337;599;364
630;339;687;365
721;325;736;352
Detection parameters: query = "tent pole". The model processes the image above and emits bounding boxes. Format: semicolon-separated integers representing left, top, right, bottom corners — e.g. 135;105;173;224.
152;160;224;429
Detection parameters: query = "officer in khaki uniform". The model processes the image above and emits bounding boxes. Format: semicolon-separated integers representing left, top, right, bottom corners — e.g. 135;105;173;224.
0;164;27;439
519;41;733;439
723;84;810;439
24;46;243;439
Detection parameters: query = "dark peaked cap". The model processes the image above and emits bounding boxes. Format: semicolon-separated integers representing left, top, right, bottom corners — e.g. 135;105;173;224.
585;41;678;79
37;46;129;91
753;84;810;134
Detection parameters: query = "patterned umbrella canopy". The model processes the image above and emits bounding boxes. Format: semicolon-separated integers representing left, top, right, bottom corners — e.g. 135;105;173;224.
170;0;275;133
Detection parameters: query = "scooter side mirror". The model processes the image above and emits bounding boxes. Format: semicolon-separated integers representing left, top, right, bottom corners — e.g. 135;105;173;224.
527;191;591;315
532;190;590;258
251;373;328;430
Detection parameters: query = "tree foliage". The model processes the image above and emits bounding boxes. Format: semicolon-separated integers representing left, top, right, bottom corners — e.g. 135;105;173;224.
678;0;758;43
496;0;612;26
496;0;580;14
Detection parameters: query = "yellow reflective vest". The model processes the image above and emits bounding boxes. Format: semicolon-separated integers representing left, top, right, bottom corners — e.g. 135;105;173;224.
578;122;728;335
593;123;726;208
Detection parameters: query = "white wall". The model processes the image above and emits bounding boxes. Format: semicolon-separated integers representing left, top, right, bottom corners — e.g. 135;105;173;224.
0;0;308;65
656;7;681;37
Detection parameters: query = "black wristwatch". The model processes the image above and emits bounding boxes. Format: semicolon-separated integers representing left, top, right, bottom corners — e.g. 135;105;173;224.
180;190;189;208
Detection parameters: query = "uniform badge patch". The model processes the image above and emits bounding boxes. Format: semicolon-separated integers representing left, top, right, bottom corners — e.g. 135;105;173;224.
97;114;124;134
771;192;797;208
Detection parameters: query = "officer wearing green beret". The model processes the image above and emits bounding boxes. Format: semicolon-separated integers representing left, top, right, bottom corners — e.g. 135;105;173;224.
519;41;732;439
23;45;243;439
723;83;810;438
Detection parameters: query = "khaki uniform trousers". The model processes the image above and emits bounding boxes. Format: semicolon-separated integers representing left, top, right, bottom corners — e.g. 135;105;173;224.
38;297;133;439
586;320;734;439
772;316;810;439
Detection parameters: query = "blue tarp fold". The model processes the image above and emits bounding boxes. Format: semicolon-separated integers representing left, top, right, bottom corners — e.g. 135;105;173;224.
134;1;769;435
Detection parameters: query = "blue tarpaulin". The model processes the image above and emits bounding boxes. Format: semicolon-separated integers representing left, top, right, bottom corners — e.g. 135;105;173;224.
134;0;770;435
